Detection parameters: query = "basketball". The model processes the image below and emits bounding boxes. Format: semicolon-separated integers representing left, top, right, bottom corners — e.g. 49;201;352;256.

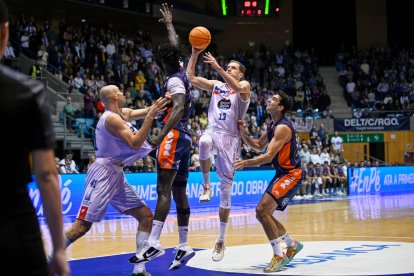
189;26;211;49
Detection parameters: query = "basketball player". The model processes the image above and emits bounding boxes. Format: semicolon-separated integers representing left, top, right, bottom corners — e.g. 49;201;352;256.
0;1;69;274
186;46;250;261
234;91;304;272
64;85;168;276
131;3;196;270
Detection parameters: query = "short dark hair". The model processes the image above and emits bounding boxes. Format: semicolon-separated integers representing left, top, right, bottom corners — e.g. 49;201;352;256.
0;0;8;24
275;90;292;115
228;59;246;74
157;43;186;72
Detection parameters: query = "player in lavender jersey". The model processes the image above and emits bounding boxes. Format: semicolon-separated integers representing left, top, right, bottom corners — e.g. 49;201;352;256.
64;85;168;276
187;46;250;261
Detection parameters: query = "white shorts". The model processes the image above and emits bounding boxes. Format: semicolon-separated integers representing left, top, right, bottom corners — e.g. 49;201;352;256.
203;130;241;184
77;159;146;222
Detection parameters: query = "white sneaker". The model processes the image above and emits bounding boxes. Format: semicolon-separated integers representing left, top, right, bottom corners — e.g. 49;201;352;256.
131;268;152;276
212;240;225;262
168;244;195;270
129;241;165;264
199;184;212;202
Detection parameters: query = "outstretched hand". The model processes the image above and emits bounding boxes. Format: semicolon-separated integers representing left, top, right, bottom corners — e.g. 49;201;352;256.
203;52;220;70
192;46;205;55
234;159;245;171
147;97;170;119
159;3;173;23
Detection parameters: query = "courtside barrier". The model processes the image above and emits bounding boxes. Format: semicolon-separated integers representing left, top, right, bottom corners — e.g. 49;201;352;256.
28;170;275;218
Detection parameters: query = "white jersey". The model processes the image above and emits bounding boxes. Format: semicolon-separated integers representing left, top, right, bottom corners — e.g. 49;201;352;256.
331;136;343;151
207;81;250;136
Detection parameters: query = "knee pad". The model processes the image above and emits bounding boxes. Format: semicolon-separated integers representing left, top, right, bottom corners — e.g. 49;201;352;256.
199;134;213;160
176;207;190;215
219;181;232;209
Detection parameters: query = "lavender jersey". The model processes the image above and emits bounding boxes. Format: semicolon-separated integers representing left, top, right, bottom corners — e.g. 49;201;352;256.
95;111;152;166
208;81;250;136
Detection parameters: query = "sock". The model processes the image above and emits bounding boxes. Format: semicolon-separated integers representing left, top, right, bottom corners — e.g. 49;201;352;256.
270;239;284;256
148;220;164;243
202;172;210;187
218;222;227;242
64;235;72;249
280;232;295;247
178;226;189;246
134;231;150;273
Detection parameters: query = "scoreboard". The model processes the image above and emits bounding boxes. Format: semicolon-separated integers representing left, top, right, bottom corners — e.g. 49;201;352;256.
221;0;281;17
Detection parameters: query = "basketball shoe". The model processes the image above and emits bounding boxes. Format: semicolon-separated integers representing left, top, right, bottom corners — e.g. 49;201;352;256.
286;241;304;264
263;253;289;273
168;244;195;270
199;184;212;202
131;268;151;276
129;241;165;264
212;240;225;261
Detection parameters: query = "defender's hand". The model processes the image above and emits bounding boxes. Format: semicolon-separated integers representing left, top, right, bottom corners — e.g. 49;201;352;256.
159;3;173;23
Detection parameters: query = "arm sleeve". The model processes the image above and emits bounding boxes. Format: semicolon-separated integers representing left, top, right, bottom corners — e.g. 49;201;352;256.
167;77;186;95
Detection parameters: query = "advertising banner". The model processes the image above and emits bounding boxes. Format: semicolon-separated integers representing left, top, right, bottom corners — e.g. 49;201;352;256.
28;170;275;218
348;166;414;195
334;118;410;132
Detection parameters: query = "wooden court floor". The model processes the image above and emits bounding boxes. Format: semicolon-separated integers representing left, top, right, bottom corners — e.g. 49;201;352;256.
41;192;414;275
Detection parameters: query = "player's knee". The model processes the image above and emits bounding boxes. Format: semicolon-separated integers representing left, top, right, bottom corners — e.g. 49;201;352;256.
75;220;92;237
199;135;213;160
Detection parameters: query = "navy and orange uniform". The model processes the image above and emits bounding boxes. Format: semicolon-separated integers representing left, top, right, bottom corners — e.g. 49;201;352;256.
156;69;193;177
266;117;303;211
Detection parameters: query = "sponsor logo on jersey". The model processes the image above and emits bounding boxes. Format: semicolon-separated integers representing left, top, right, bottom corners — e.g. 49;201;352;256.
217;99;231;109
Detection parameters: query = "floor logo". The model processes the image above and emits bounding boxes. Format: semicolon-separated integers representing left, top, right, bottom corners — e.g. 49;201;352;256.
187;241;414;275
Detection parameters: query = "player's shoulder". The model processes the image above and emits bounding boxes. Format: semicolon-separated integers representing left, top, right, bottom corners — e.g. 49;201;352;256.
0;65;44;96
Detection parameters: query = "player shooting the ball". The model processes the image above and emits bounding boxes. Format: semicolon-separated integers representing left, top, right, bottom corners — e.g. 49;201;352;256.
186;38;251;261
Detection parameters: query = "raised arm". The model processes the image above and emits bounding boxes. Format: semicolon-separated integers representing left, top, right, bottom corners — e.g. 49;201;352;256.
122;96;168;121
186;47;216;91
234;124;291;170
203;52;250;95
159;3;178;46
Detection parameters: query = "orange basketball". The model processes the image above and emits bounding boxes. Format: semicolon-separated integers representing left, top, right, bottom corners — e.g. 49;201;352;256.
189;26;211;49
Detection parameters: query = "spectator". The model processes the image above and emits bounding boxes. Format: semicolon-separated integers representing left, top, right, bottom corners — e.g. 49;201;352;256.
62;96;81;127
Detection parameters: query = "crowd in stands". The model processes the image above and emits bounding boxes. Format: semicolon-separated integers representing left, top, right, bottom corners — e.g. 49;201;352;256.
336;45;414;118
6;13;404;178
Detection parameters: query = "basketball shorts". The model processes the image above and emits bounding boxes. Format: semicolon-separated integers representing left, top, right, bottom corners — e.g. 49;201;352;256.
266;168;303;211
156;129;191;178
77;158;146;222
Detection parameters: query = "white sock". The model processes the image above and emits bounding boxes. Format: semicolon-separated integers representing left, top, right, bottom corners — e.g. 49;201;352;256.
270;239;284;256
280;232;295;247
148;220;164;243
64;235;72;249
134;231;150;273
202;172;210;186
218;222;227;242
178;226;189;246
136;231;150;253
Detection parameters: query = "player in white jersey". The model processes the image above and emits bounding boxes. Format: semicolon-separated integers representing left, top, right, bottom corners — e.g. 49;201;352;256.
63;85;168;276
187;47;250;261
330;131;344;154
